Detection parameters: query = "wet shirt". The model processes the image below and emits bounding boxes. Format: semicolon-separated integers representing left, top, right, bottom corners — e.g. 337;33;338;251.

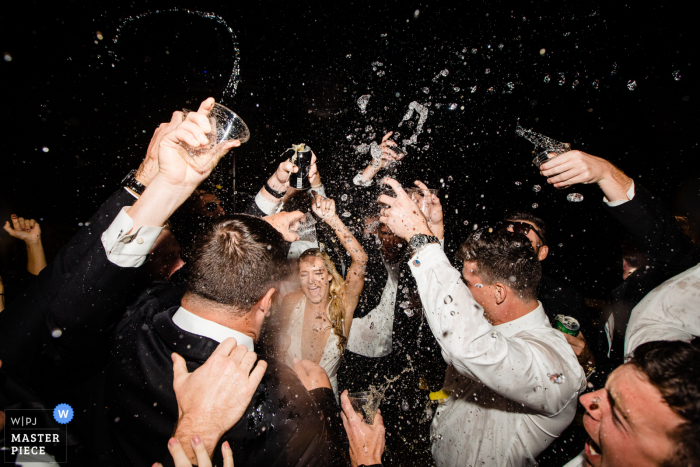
408;244;586;467
625;261;700;355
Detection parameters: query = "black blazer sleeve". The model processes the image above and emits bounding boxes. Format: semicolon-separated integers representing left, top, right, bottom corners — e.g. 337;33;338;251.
0;189;144;374
604;183;700;278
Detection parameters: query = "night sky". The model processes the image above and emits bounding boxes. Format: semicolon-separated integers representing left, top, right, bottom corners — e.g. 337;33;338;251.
1;0;698;299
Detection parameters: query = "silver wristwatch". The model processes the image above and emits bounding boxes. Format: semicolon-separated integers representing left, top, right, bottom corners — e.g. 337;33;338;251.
409;233;440;253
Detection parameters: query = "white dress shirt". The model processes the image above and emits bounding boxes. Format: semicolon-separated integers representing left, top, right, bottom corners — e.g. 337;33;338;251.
624;261;700;356
408;244;586;467
101;207;254;351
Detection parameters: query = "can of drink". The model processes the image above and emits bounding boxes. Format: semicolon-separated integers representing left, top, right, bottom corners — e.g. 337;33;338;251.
554;315;580;336
289;144;312;190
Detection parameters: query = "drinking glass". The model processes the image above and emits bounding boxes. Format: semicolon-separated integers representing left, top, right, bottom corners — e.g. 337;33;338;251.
180;103;250;170
289;212;317;243
347;391;382;424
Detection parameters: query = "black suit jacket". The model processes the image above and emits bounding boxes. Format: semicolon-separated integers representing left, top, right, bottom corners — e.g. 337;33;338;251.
0;189;342;467
594;183;700;372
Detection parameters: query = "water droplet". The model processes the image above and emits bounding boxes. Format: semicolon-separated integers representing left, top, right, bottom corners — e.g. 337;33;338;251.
51;328;63;338
463;220;470;225
42;146;49;153
532;203;539;209
450;310;456;316
141;323;150;331
673;70;681;81
346;54;352;58
627;80;637;91
470;86;477;93
535;386;542;391
544;74;551;83
567;193;584;202
498;43;504;49
558;72;566;86
471;48;477;54
3;53;13;62
484;68;491;74
402;400;410;411
532;184;541;192
491;331;498;338
422;87;430;94
342;211;351;217
515;181;522;186
114;417;120;423
346;134;353;141
444;295;453;304
509;275;517;282
475;283;484;288
448;103;458;110
453;86;461;92
539;48;546;55
592;79;600;90
506;82;515;93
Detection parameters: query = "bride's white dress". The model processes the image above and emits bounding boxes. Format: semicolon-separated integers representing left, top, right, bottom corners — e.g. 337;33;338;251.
284;295;343;396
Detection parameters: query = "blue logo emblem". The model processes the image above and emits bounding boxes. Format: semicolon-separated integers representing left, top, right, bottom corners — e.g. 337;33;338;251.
53;403;74;424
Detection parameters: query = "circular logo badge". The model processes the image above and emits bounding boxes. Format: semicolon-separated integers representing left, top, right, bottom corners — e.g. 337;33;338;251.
53;403;74;424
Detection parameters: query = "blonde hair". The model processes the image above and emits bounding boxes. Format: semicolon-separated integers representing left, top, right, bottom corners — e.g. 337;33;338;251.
298;248;347;353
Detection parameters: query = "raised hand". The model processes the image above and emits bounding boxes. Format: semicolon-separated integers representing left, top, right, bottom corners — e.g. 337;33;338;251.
376;131;402;169
340;390;385;467
135;111;184;187
413;180;444;239
263;210;306;242
266;151;318;195
311;193;336;221
158;97;240;187
377;178;433;242
292;358;332;391
3;215;41;245
172;337;267;460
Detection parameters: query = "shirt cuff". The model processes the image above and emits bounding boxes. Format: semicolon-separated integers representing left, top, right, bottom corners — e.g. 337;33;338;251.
604;180;636;207
254;190;282;216
353;173;373;187
101;207;164;268
308;184;326;198
407;243;447;270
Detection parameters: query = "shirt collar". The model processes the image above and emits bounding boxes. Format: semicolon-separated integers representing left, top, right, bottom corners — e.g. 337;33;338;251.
172;307;255;352
492;301;549;338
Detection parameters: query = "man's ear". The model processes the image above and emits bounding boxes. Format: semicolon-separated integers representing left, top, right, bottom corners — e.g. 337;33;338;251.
258;287;277;317
538;245;549;261
494;282;508;305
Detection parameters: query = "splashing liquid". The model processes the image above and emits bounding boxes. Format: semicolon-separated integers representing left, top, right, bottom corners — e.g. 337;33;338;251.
109;8;241;101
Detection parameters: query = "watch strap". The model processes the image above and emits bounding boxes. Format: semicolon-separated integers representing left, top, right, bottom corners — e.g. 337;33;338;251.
264;180;286;199
121;169;146;196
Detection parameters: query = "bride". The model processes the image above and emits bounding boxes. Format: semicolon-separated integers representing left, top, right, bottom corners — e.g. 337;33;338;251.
277;193;367;395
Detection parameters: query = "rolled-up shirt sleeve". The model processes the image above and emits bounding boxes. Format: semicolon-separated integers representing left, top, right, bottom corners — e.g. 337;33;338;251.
409;244;583;415
101;207;163;268
603;180;635;207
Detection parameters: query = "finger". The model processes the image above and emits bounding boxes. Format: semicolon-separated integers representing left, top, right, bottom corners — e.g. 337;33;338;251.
539;158;580;178
191;435;212;467
547;168;584;186
230;343;249;365
169;111;184;127
377;194;397;207
300;359;320;373
248;360;267;387
308;164;317;182
171;352;190;385
310;151;317;166
18;217;28;231
212;337;239;357
278;160;295;174
340;390;361;424
378;215;390;225
183;114;212;143
539;151;574;171
222;441;234;467
197;97;216;114
2;221;12;235
383;147;399;159
167;438;192;467
314;193;323;208
286;211;306;225
169;127;207;148
381;131;394;143
11;215;20;231
381;177;409;199
340;410;350;431
414;180;429;191
284;231;300;242
29;219;37;229
238;350;258;374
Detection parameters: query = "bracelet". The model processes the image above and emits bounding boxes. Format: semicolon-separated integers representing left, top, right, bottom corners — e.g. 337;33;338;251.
310;183;323;189
263;181;286;199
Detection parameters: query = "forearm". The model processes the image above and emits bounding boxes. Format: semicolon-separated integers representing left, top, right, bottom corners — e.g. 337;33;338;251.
174;414;224;463
25;240;47;275
127;175;194;233
598;162;633;203
326;216;367;265
361;163;380;182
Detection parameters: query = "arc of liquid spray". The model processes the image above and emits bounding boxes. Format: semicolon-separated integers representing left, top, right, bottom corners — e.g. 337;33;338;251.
109;8;241;101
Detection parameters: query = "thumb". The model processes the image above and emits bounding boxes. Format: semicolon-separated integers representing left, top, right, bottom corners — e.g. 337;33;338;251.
171;352;189;386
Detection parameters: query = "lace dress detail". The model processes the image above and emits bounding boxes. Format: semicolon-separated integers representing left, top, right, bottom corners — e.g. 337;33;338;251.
284;295;343;396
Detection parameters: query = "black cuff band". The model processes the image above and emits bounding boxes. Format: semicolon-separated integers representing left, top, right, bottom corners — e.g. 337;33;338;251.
264;181;286;199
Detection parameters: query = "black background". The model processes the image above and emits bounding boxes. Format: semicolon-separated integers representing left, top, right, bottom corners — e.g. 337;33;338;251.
1;0;698;299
